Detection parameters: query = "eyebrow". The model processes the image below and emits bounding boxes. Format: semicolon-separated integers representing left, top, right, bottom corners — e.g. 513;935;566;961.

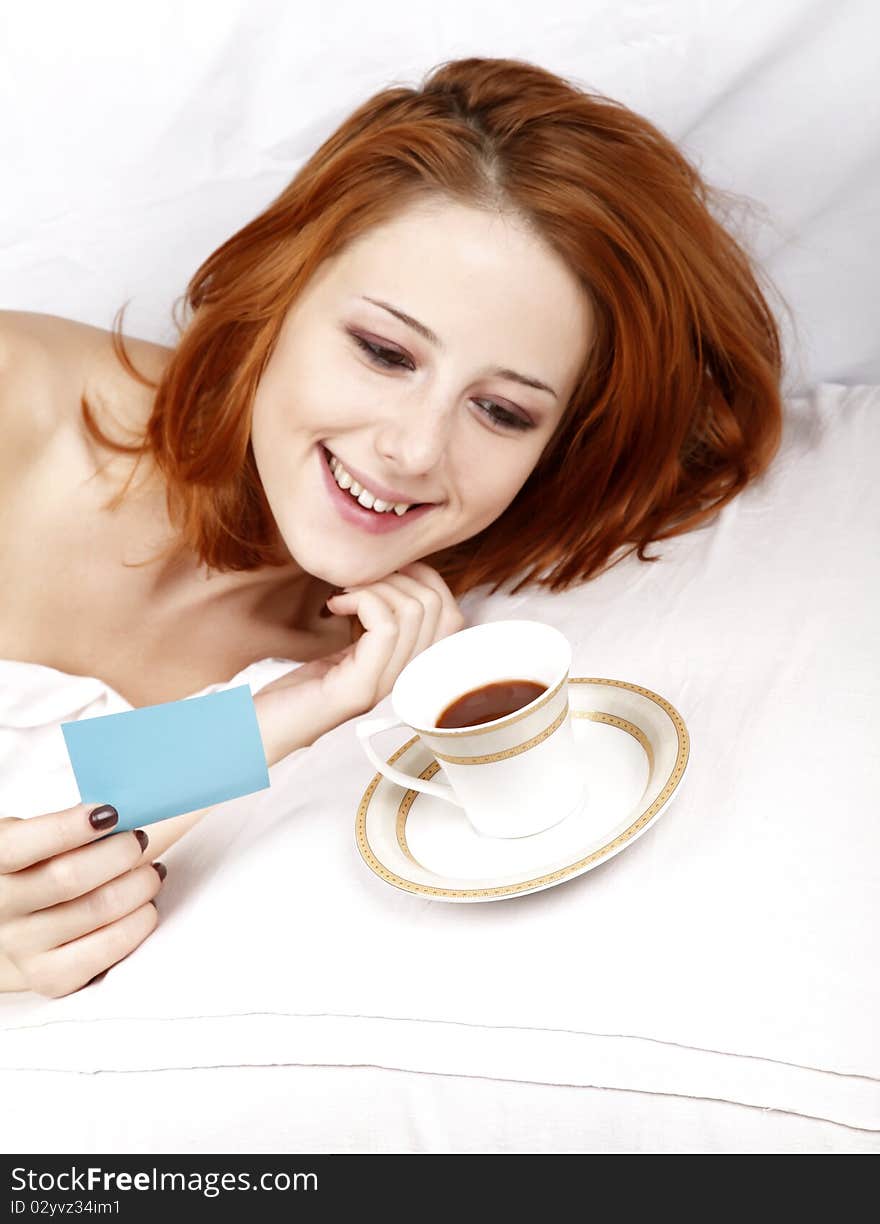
360;295;559;400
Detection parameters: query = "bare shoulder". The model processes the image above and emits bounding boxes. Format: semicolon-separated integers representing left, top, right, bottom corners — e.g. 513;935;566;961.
0;310;172;473
0;310;113;455
0;311;77;457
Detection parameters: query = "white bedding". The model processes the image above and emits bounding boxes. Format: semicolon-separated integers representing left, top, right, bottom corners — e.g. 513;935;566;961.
4;1066;880;1155
1;383;878;1151
1;0;878;1154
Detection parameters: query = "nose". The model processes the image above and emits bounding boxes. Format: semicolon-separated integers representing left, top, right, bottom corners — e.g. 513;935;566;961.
374;389;456;480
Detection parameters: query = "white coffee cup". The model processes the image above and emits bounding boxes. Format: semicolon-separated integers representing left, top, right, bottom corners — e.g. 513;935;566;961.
355;620;588;839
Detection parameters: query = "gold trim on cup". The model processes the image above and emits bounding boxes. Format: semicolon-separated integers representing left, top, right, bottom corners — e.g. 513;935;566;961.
408;672;568;739
432;703;569;765
358;677;689;899
396;708;652;866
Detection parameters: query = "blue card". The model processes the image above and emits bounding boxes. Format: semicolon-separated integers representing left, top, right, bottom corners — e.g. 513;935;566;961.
61;684;270;832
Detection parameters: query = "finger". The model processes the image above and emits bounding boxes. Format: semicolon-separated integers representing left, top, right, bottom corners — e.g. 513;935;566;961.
332;583;418;697
321;588;399;711
370;579;432;691
371;571;443;657
1;828;151;920
326;561;456;617
0;801;124;875
376;568;465;654
8;862;167;959
397;562;467;634
25;902;159;1000
330;579;426;691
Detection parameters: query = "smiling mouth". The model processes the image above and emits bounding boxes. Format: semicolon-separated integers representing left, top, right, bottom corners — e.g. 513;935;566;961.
320;445;428;513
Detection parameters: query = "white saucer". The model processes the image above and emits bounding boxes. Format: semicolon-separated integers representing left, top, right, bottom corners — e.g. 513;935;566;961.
355;677;691;902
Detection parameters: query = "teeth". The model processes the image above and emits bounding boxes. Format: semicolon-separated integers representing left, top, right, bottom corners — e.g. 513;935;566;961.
327;450;414;516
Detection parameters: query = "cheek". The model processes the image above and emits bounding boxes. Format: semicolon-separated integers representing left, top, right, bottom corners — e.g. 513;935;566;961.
292;366;378;437
460;465;532;533
488;453;541;503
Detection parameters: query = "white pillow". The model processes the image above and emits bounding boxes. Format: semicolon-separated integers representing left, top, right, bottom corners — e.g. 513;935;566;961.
0;0;876;390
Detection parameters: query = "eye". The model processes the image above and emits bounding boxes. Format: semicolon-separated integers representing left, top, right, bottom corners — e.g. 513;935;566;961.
351;334;411;370
348;332;535;433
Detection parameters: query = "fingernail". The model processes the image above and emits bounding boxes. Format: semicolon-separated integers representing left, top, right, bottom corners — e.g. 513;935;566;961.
319;603;333;619
134;829;149;852
152;861;167;881
89;804;118;830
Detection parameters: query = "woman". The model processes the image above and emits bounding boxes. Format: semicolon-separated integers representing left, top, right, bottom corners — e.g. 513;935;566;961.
0;56;784;997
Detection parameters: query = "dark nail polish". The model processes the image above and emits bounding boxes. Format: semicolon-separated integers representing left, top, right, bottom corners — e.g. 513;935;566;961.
134;829;149;852
319;603;332;618
152;861;167;881
89;804;118;830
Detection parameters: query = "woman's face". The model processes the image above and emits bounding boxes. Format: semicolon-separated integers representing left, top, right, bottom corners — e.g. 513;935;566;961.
251;198;593;588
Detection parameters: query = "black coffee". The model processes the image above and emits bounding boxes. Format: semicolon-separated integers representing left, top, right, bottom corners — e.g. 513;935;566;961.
436;679;547;729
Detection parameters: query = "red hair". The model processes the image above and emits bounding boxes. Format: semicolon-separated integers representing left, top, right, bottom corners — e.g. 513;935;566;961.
84;56;788;597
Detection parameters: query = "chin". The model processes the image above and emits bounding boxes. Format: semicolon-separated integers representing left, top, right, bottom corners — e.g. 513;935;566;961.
286;546;389;589
274;514;446;588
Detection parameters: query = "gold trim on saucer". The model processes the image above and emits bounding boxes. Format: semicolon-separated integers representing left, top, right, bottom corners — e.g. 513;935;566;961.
579;710;655;775
357;677;689;899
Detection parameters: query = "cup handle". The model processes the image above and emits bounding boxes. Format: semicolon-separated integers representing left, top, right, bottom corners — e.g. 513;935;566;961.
355;716;464;807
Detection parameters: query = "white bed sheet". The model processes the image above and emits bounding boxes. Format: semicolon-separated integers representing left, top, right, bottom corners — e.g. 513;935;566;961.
2;1066;878;1155
2;383;878;1152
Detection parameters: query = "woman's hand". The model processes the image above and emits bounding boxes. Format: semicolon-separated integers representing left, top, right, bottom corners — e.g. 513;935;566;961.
254;561;466;762
0;804;166;998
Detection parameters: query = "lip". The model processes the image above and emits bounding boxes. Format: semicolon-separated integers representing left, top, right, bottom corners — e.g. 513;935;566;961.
323;446;435;508
318;445;436;534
